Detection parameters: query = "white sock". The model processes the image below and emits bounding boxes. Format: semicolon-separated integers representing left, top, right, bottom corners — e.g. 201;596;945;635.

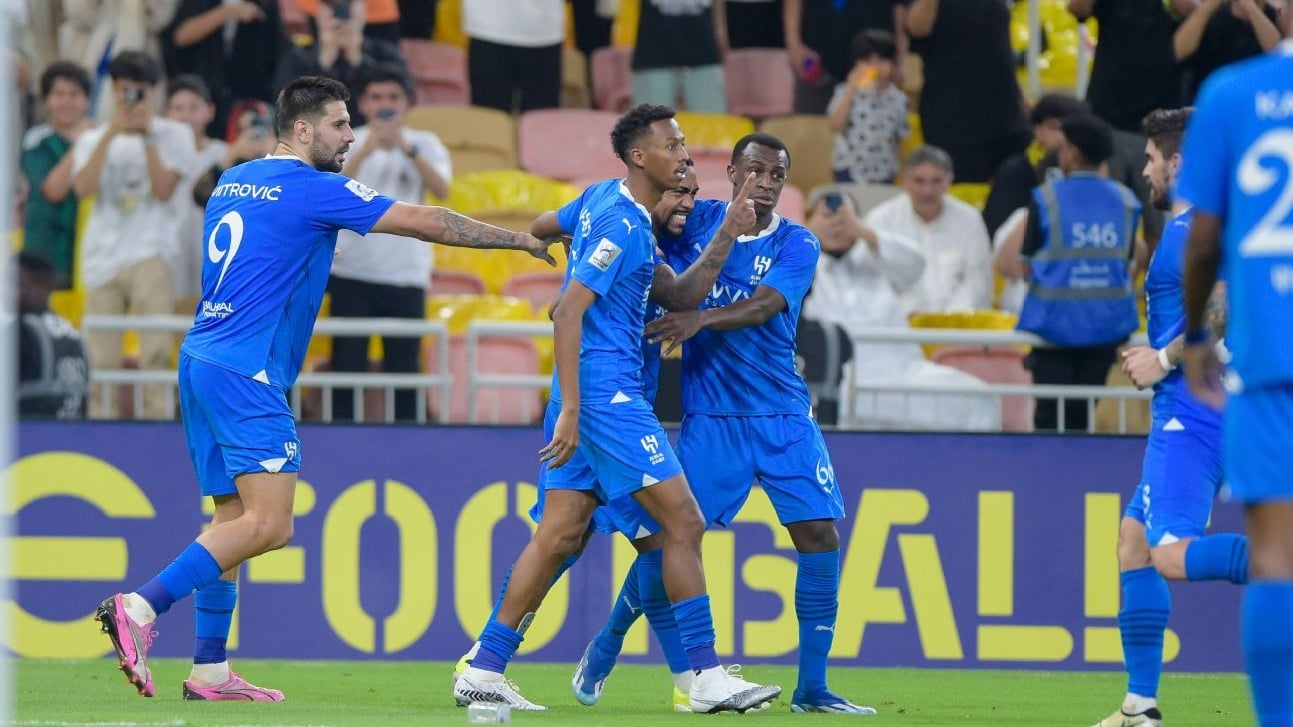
672;671;693;692
122;592;157;625
693;665;726;687
189;661;230;686
1123;693;1157;714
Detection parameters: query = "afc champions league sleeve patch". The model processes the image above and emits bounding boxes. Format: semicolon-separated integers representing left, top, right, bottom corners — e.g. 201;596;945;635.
589;238;622;272
344;178;380;202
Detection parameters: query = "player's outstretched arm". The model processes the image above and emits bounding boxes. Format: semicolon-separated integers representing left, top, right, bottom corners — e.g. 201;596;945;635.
645;286;788;355
652;172;758;312
372;201;557;264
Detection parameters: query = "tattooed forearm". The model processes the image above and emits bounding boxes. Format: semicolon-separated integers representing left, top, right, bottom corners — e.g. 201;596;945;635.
655;229;737;311
438;210;520;249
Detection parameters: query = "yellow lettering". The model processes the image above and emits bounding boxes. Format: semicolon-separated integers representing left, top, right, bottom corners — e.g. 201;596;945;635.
322;480;377;652
3;452;154;657
453;481;508;642
899;533;963;659
513;482;568;654
384;480;437;653
734;487;797;657
703;530;736;657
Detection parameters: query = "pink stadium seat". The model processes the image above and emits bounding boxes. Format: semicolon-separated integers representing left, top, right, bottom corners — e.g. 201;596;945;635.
931;345;1034;432
400;39;471;106
590;46;632;112
688;150;733;182
518;109;624;181
427;335;543;424
501;271;565;312
430;269;487;296
724;49;795;119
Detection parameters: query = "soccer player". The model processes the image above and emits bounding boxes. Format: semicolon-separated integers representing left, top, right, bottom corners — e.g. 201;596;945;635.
574;132;874;715
452;105;780;714
1090;108;1249;727
1178;25;1293;727
94;75;555;701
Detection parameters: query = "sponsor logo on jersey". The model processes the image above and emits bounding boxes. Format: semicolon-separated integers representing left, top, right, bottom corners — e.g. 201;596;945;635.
345;178;379;202
589;238;622;272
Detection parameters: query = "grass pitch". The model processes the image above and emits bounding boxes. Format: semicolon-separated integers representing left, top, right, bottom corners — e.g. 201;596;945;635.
13;659;1252;726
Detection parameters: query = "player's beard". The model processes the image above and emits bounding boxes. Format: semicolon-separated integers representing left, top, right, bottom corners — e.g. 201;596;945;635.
310;140;344;173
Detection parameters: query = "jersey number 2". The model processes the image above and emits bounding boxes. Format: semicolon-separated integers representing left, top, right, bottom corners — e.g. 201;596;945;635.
1238;128;1293;257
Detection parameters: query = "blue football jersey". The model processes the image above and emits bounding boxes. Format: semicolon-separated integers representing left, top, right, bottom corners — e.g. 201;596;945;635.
660;200;815;416
1177;44;1293;389
549;179;656;406
180;157;395;386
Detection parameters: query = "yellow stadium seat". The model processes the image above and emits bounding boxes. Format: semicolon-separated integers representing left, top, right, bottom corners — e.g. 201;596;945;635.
949;183;991;211
405;105;518;178
49;290;84;328
443;169;579;215
760;115;834;194
432;0;466;48
674;112;756;151
909;309;1019;357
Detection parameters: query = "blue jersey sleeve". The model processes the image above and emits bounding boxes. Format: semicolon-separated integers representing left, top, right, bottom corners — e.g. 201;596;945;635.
759;229;819;306
570;216;646;297
1177;75;1232;219
556;191;586;235
307;172;398;235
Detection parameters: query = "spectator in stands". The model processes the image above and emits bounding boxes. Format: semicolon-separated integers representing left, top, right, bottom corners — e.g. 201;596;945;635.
1000;114;1141;433
784;0;906;114
60;0;180;122
804;190;999;431
982;93;1088;238
164;75;229;305
16;250;89;420
273;0;409;123
906;0;1031;183
827;29;908;185
1174;0;1283;103
1069;0;1186;134
865;146;992;314
726;0;783;49
191;98;279;207
162;0;285;138
329;64;452;422
72;51;195;420
462;0;564;113
571;0;615;58
631;0;728;113
398;0;436;39
21;61;93;290
297;0;402;43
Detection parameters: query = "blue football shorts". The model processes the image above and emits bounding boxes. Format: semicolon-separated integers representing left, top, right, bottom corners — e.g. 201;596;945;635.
179;353;302;497
678;414;846;527
1124;409;1224;546
536;401;665;540
1224;383;1293;505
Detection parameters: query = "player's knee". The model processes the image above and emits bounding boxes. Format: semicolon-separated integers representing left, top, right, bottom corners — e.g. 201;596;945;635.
788;520;839;552
1116;526;1151;570
248;513;294;552
536;524;586;559
1150;546;1187;580
661;509;704;547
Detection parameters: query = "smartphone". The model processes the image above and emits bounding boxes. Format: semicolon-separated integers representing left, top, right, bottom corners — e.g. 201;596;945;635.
123;87;145;105
332;0;352;20
823;192;844;213
376;108;397;121
249;113;270;140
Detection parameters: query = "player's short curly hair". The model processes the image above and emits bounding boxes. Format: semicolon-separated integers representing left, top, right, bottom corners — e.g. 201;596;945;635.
610;104;677;162
1141;107;1193;161
275;76;351;137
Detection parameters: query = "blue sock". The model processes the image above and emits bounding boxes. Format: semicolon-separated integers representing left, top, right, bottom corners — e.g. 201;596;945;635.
1185;533;1249;584
795;549;841;696
474;620;524;675
672;594;720;673
637;550;689;674
136;542;223;617
1243;580;1293;727
1120;566;1171;699
484;553;580;627
193;580;237;665
599;557;642;654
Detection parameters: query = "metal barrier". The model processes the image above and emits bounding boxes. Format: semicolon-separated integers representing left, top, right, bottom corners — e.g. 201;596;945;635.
81;315;1156;432
81;315;453;424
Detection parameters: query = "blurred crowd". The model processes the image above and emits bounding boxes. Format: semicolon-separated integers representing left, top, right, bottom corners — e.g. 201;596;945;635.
6;0;1288;431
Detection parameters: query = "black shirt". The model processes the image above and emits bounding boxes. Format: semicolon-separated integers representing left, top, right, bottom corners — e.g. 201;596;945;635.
1184;4;1276;103
1084;0;1182;132
18;312;89;420
633;0;722;70
799;0;899;79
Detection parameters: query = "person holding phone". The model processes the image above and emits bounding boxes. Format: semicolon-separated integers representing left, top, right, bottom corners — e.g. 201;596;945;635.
71;50;197;420
826;29;909;184
328;64;452;422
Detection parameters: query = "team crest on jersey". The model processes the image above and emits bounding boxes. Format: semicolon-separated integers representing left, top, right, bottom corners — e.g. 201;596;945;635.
344;178;379;202
750;255;773;284
589;238;622;272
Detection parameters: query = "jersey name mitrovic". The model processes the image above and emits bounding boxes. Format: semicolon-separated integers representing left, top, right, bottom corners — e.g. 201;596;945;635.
180;156;395;386
660;199;817;416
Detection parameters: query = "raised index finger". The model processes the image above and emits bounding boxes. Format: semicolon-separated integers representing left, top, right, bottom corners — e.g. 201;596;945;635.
734;171;757;202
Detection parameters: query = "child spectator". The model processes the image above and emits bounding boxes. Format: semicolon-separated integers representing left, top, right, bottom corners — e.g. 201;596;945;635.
826;29;908;184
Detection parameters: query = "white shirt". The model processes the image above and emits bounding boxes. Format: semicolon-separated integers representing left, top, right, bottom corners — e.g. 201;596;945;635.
803;234;999;431
73;117;196;289
170;138;229;299
331;126;452;289
865;193;992;314
463;0;566;46
991;206;1029;314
